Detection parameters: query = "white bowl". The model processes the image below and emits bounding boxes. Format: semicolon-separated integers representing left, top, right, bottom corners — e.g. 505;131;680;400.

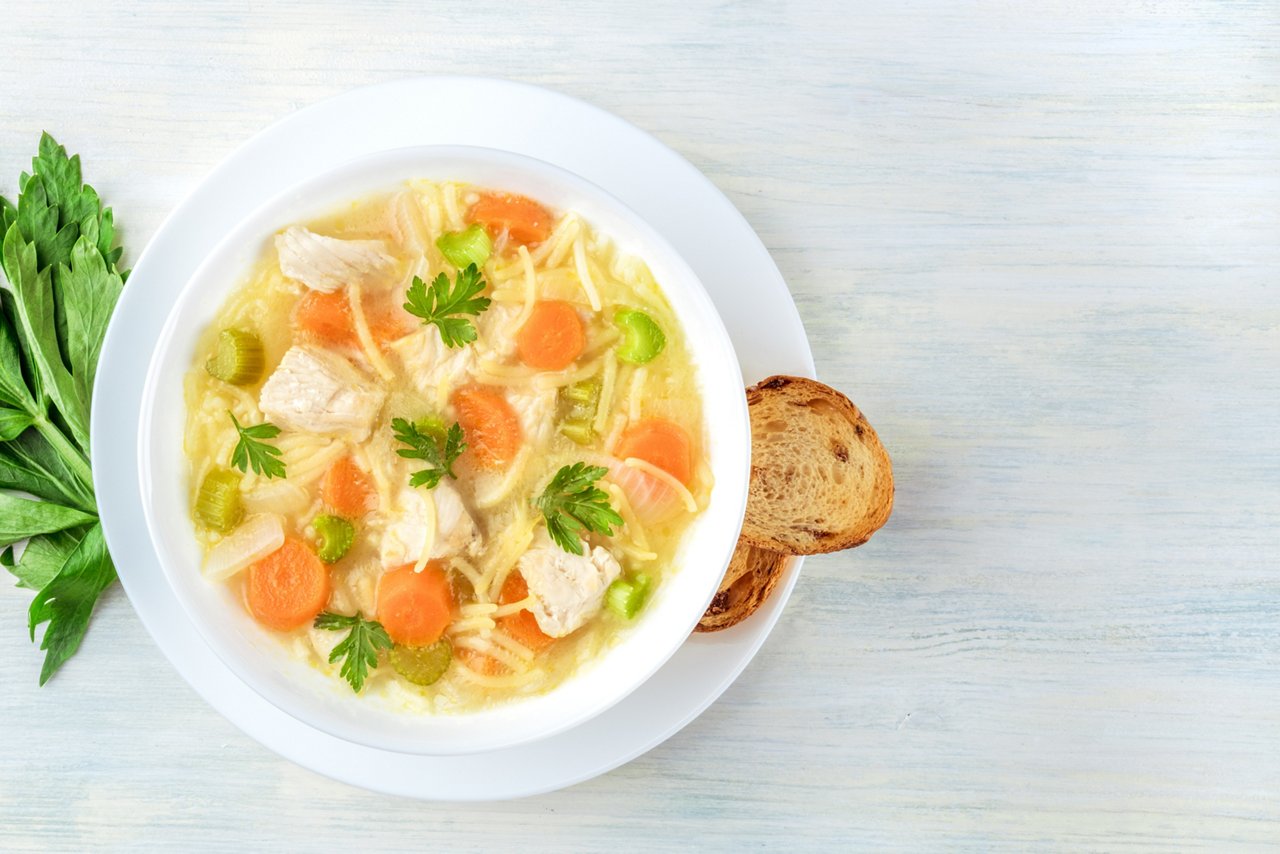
138;145;750;756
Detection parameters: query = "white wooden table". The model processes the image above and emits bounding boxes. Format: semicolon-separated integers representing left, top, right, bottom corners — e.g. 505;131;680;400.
3;1;1277;849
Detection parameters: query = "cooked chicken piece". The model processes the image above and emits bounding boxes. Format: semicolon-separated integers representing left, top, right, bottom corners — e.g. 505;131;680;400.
507;387;558;448
475;302;522;358
378;479;482;568
514;541;622;637
388;327;477;400
258;346;386;441
275;226;395;293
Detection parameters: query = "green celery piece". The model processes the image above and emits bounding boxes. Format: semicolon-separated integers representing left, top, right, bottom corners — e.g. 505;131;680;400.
195;468;243;533
605;572;653;619
7;530;81;591
28;523;116;685
313;515;355;563
436;224;492;270
56;235;123;408
614;309;666;365
559;420;595;445
413;414;447;442
390;640;453;686
0;492;97;547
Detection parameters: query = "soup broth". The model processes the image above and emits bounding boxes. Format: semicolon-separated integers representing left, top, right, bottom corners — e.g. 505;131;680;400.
184;181;707;712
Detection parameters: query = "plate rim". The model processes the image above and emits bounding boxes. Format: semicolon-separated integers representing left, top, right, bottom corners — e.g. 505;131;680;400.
91;75;815;800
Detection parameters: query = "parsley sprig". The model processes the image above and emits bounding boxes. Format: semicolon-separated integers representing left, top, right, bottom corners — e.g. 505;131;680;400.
533;463;624;555
313;611;393;693
228;412;286;478
403;263;491;348
392;417;466;489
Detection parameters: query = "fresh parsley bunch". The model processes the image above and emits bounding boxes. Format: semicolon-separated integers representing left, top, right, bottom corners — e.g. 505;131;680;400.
0;135;128;684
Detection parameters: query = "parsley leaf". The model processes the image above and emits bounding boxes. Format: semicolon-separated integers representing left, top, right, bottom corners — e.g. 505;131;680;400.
391;417;465;489
533;463;624;555
403;263;491;348
313;611;393;693
228;411;286;478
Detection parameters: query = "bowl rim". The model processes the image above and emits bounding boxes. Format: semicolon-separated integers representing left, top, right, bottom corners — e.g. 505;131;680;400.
136;143;751;755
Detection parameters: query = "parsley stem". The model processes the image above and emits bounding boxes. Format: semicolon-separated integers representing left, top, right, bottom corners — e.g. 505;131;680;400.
32;415;96;512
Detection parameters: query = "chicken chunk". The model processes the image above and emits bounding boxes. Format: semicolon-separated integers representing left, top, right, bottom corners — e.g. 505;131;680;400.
507;387;558;449
275;226;395;293
388;327;476;401
515;542;622;637
258;346;386;441
475;302;523;359
378;479;482;568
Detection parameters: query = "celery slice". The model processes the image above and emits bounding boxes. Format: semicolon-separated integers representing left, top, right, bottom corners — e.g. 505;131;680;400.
205;329;265;385
436;224;492;269
560;420;595;445
614;310;665;364
313;514;355;563
196;468;243;533
605;572;653;619
390;639;453;686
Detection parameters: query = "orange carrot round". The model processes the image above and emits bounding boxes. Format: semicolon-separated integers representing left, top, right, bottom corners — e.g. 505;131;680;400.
451;384;522;469
321;456;376;518
497;572;555;652
616;418;693;485
246;537;331;631
468;193;553;246
295;290;354;345
295;290;410;348
456;647;506;676
377;563;453;646
516;300;585;372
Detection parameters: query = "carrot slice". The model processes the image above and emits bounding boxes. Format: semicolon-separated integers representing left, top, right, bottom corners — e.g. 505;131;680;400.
246;537;330;631
457;647;506;676
377;563;453;646
295;290;412;348
616;418;693;485
497;572;555;652
516;300;585;372
321;456;376;518
467;193;553;246
451;384;522;469
295;290;354;345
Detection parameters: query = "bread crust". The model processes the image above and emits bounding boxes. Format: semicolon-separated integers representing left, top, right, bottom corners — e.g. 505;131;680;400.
696;542;790;632
738;375;894;555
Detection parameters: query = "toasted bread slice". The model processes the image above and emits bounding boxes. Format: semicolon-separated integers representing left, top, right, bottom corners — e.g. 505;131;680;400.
696;542;790;632
739;375;893;554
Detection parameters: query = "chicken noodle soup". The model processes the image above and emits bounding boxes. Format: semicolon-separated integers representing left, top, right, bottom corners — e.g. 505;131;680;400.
184;182;708;712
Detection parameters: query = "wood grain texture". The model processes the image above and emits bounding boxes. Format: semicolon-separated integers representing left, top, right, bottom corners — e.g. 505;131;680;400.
2;0;1278;849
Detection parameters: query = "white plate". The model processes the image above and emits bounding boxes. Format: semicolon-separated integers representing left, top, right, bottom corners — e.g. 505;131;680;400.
92;76;815;800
